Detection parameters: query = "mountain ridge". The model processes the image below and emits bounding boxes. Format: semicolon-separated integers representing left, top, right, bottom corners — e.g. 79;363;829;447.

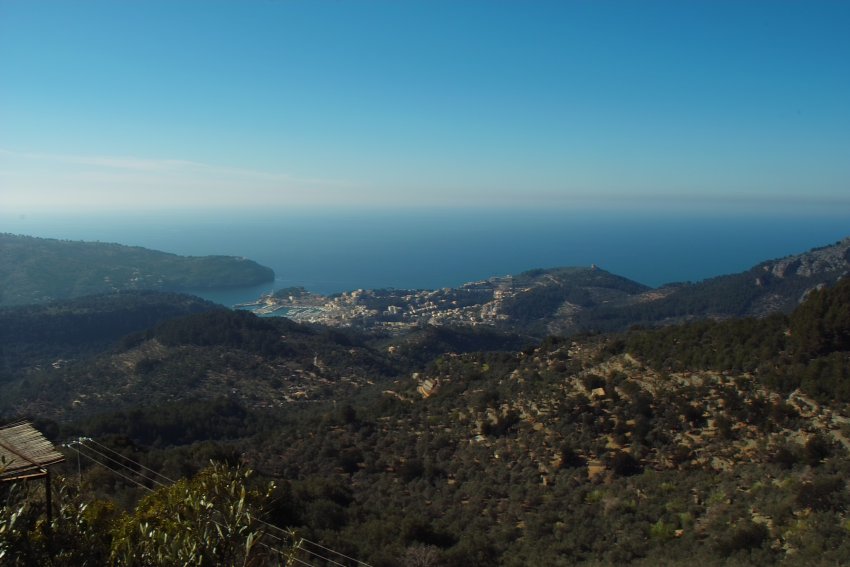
240;236;850;337
0;233;275;306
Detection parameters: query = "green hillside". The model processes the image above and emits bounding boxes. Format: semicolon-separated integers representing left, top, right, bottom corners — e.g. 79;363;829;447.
0;291;220;381
0;233;274;306
570;237;850;332
5;277;850;564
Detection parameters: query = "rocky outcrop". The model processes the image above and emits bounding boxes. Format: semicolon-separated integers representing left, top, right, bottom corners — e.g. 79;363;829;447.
763;237;850;279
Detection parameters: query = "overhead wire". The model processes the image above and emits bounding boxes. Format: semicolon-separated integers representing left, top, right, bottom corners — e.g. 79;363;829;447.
301;538;374;567
68;439;167;489
84;437;175;485
75;440;299;549
295;544;349;567
79;439;372;566
63;436;372;566
64;440;299;559
67;445;153;493
70;440;300;552
249;513;371;566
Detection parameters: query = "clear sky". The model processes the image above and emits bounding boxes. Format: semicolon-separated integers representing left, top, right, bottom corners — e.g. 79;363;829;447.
1;0;849;214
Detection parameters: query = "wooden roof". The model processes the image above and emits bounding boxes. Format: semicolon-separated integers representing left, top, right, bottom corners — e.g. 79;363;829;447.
0;421;65;481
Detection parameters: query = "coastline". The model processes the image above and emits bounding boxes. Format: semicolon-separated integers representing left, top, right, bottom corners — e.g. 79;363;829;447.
4;211;849;304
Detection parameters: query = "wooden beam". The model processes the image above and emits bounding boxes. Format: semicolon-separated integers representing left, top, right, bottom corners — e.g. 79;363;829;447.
0;471;48;482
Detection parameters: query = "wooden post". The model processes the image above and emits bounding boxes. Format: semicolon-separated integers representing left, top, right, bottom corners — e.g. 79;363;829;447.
43;467;54;554
44;468;52;525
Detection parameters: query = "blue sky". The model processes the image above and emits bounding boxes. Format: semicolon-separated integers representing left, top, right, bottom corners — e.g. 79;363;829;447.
1;0;848;214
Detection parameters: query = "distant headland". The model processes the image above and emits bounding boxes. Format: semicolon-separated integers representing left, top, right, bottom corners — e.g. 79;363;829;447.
0;233;275;307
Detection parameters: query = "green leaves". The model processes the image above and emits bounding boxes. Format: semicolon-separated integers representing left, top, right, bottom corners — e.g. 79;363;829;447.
0;463;287;567
110;463;275;566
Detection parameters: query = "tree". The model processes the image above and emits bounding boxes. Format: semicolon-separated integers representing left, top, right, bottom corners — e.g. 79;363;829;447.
1;463;290;566
0;478;115;567
110;463;281;566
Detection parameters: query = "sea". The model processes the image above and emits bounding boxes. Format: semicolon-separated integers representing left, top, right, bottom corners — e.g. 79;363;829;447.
3;208;848;309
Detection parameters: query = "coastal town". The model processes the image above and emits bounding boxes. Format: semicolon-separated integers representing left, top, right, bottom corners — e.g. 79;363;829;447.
231;264;651;336
234;276;519;333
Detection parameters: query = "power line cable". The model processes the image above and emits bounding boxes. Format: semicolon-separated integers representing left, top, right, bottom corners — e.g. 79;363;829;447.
68;444;297;559
64;444;154;493
85;444;299;549
77;441;308;550
66;436;372;566
295;543;349;567
251;517;371;566
83;437;176;484
301;537;374;567
69;441;166;489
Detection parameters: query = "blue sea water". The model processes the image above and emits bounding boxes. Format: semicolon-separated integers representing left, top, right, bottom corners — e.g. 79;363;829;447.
2;208;848;308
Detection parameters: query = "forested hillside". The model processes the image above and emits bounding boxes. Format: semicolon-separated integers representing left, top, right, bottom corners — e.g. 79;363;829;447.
0;291;219;381
568;237;850;333
4;277;850;565
0;233;274;306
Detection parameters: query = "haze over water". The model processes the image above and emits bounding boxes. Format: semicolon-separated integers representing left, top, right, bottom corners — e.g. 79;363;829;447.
3;3;849;235
4;209;847;307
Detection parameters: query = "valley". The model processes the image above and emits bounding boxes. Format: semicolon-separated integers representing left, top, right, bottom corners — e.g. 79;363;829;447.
2;236;850;566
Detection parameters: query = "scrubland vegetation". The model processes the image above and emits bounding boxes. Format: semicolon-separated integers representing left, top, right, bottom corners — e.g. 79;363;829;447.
3;276;850;565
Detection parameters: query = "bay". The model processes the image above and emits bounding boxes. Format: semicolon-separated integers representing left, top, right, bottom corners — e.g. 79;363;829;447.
2;208;847;308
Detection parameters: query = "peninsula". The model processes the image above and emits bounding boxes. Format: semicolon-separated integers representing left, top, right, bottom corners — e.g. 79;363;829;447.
0;233;275;307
